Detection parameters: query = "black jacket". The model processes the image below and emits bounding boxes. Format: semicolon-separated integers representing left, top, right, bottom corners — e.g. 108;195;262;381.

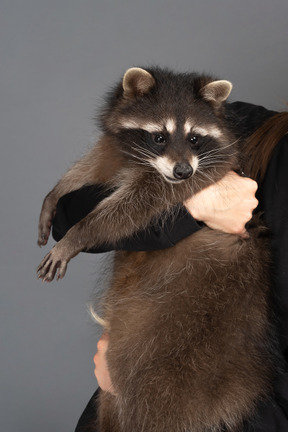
52;102;288;431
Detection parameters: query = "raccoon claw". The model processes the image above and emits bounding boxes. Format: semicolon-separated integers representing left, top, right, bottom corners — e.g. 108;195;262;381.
37;247;69;282
37;209;55;247
37;231;50;247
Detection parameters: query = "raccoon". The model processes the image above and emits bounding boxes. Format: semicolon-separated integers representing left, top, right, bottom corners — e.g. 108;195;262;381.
37;67;282;431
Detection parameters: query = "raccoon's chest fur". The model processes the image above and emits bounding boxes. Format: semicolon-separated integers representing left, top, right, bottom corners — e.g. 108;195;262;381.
98;225;275;432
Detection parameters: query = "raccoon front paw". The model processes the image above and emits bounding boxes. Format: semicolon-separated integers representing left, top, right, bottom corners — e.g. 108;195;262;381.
37;245;69;282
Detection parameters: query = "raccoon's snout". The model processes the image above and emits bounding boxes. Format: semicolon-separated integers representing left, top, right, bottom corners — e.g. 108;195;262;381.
173;162;193;180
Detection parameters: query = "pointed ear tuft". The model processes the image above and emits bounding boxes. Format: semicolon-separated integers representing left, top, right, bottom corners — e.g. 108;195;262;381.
122;67;156;99
200;80;233;105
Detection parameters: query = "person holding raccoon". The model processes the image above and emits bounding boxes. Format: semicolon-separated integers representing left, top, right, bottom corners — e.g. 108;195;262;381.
52;104;288;432
39;68;288;431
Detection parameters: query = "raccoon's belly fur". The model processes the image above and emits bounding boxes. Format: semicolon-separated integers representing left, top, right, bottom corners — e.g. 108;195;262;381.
98;226;276;432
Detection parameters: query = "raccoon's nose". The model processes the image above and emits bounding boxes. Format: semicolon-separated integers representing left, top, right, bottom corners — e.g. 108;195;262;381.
173;162;193;180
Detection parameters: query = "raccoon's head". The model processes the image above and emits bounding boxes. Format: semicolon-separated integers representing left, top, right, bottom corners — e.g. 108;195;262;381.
100;67;236;184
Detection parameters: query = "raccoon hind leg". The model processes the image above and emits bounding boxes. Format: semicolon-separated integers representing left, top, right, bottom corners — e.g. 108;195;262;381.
37;140;108;246
38;191;58;246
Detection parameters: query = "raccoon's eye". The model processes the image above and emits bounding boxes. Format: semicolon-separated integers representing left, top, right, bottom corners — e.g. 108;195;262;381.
189;135;198;145
153;134;166;144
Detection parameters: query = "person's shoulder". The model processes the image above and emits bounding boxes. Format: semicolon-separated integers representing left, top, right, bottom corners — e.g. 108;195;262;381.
228;101;276;116
225;101;277;136
258;131;288;219
267;133;288;177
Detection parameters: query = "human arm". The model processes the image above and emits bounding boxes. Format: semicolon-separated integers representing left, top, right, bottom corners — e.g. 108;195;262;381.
52;185;202;253
52;171;258;253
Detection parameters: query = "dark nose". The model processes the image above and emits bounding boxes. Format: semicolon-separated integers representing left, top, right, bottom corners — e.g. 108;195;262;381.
173;162;193;180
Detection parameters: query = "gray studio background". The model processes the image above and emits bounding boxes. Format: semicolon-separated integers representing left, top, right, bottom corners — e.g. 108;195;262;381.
1;1;287;431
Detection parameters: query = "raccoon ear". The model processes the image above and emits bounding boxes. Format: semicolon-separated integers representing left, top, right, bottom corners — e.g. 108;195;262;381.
122;67;156;99
200;80;233;105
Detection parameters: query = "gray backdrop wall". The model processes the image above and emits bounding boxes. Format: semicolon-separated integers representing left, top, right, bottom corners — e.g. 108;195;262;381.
1;1;287;431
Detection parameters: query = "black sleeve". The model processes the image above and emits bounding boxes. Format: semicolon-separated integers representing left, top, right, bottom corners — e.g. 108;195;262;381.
256;135;288;425
52;184;203;253
257;135;288;354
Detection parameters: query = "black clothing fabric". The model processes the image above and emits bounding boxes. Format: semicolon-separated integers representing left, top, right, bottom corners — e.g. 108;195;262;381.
51;102;288;431
75;389;100;432
257;136;288;353
53;188;202;253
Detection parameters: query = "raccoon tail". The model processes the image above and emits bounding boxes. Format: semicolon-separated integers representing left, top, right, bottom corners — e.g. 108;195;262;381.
243;111;288;181
88;302;109;329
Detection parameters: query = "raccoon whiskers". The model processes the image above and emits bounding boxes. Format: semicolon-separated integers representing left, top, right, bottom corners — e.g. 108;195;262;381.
198;149;235;163
204;139;239;155
197;158;237;179
198;159;234;168
120;149;151;168
194;169;218;185
121;144;158;170
197;140;239;163
127;157;151;169
132;142;159;159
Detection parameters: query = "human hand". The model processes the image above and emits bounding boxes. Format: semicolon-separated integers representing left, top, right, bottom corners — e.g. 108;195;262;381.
185;171;258;237
93;333;116;395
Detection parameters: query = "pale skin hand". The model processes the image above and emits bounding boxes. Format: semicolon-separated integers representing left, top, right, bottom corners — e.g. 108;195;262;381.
93;333;116;395
185;171;258;237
